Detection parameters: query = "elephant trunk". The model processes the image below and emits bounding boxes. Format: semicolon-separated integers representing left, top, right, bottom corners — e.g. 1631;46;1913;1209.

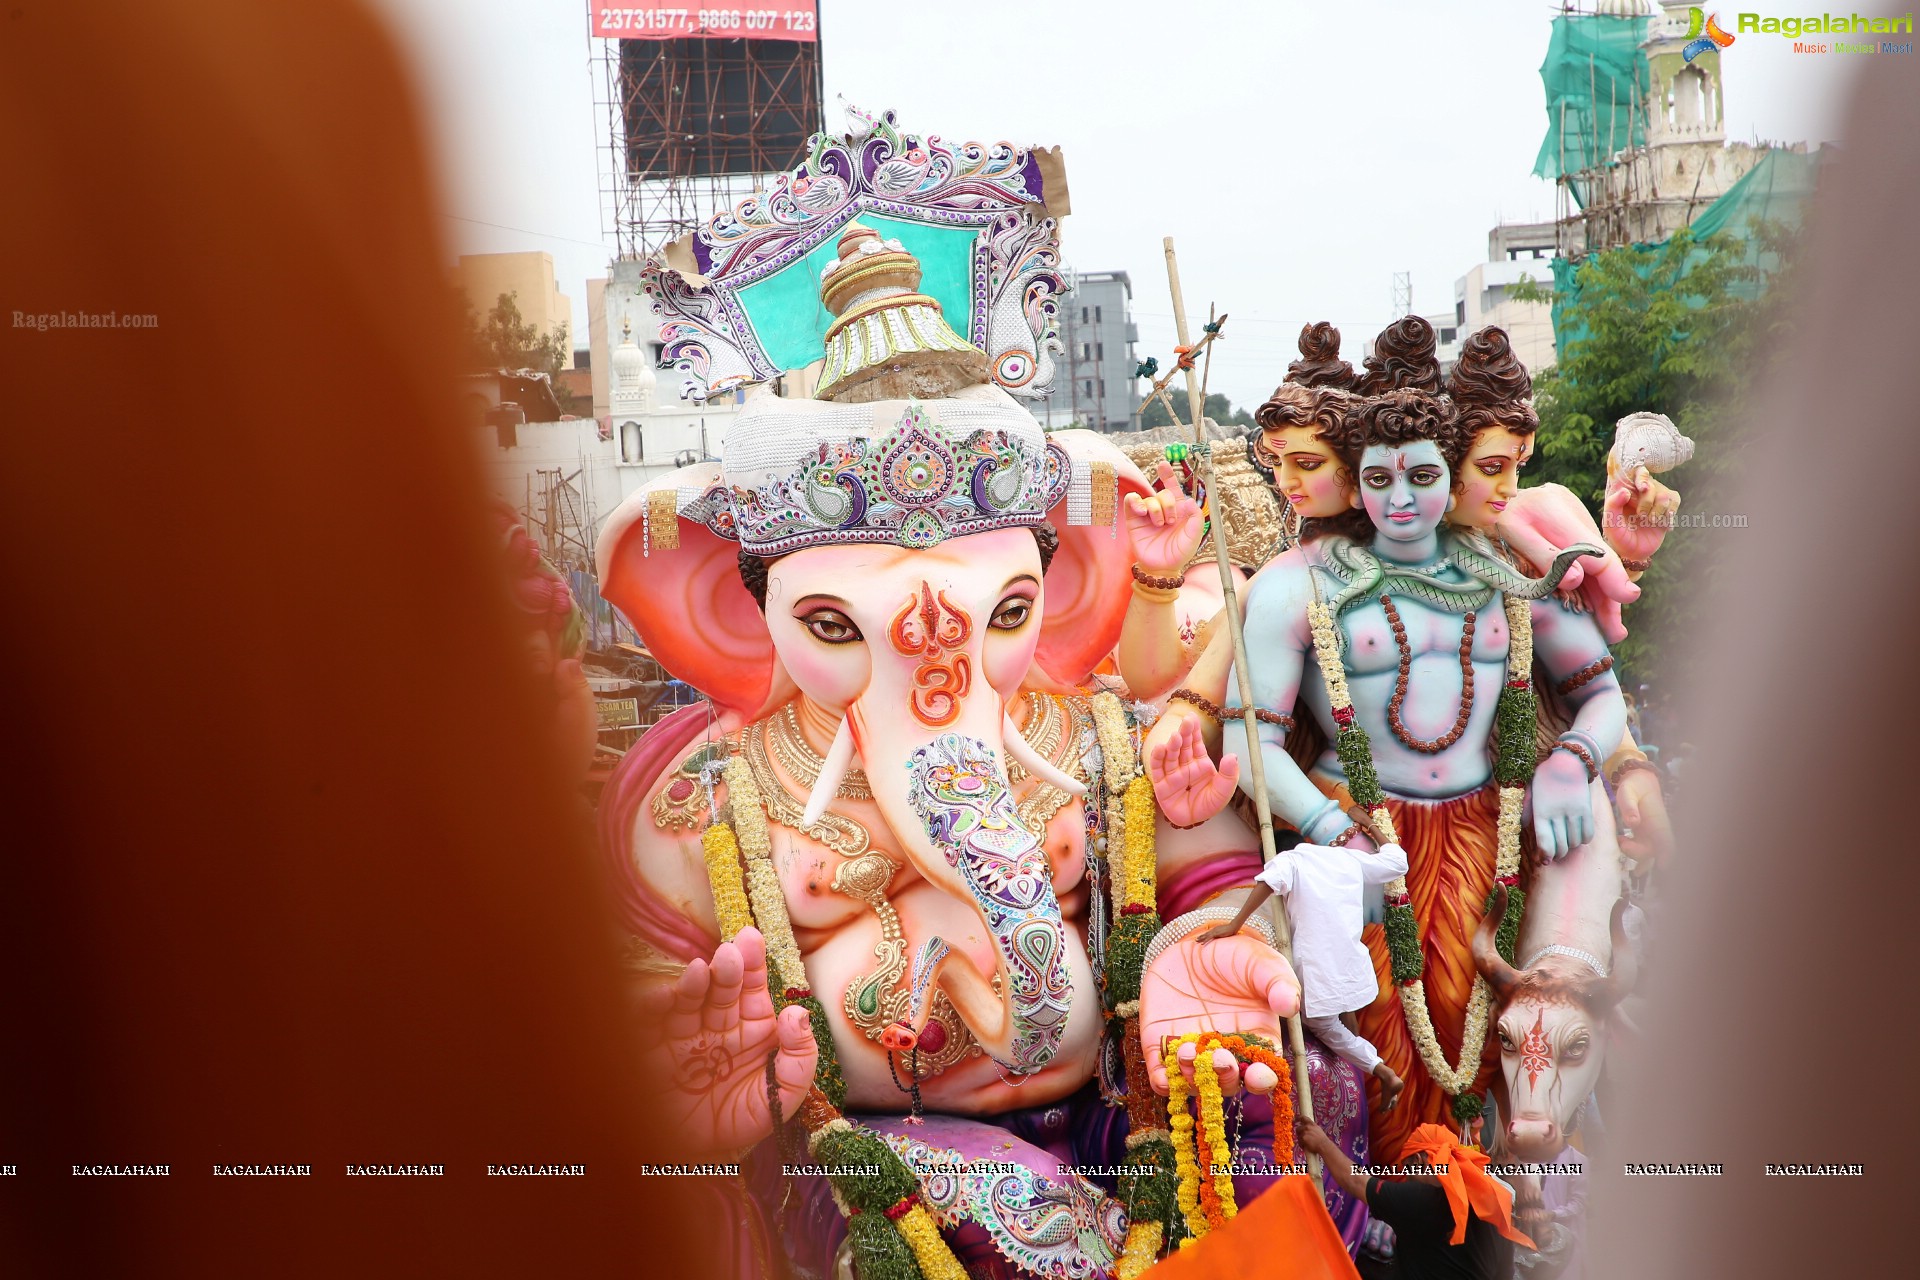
851;702;1072;1076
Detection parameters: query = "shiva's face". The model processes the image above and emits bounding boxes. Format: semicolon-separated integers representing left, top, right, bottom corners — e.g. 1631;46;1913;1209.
1358;441;1450;544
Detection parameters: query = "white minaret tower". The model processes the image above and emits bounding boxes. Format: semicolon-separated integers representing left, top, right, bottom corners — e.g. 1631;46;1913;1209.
610;313;654;464
1645;1;1726;143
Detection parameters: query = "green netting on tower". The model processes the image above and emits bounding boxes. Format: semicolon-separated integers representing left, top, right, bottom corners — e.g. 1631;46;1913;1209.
1533;13;1652;192
1690;146;1822;293
1546;147;1824;355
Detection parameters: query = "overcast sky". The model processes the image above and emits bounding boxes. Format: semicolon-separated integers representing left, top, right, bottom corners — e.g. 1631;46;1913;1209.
374;0;1862;412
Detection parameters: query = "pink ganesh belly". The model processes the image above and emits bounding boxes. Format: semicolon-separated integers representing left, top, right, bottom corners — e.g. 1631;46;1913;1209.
801;878;1103;1115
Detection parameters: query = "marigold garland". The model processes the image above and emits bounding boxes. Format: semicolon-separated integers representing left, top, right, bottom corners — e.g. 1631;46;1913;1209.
1215;1033;1296;1169
808;1096;968;1280
1163;1036;1239;1241
1120;775;1159;910
1116;1221;1164;1280
1306;592;1536;1119
1089;698;1188;1269
895;1203;968;1280
700;822;755;939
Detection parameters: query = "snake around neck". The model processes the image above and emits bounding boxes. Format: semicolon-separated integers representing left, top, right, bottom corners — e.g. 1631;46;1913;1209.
1313;529;1604;621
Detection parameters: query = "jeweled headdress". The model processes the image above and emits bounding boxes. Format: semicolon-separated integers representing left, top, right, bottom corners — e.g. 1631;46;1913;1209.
674;395;1070;556
628;230;1111;560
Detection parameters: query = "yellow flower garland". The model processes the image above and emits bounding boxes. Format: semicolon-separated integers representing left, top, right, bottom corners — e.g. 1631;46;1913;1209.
722;755;809;990
896;1203;969;1280
1164;1051;1204;1241
1162;1034;1237;1243
1121;774;1158;910
1115;1221;1164;1279
700;821;755;940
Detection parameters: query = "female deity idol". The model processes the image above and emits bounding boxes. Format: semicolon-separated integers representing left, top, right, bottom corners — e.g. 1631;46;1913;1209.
1149;385;1628;1158
1118;320;1360;704
1447;328;1674;865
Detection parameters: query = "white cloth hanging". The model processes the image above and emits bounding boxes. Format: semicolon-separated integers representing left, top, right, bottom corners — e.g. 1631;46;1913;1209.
1255;841;1409;1019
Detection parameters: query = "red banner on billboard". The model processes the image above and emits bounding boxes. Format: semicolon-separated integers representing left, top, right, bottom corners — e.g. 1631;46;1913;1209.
590;4;818;42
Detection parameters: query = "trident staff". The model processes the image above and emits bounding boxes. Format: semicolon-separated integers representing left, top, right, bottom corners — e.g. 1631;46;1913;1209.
1158;236;1322;1179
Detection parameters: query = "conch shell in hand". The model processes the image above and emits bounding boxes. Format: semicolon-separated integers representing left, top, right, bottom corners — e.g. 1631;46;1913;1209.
1609;411;1695;475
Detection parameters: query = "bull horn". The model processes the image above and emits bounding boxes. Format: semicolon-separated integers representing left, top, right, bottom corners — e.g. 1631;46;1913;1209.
1472;885;1523;997
1593;898;1641;1013
800;715;856;829
1004;714;1087;796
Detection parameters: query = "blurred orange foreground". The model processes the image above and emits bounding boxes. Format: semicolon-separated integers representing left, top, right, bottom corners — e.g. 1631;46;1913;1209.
1144;1175;1362;1279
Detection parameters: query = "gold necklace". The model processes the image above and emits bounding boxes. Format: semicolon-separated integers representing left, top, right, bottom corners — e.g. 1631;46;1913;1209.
741;716;872;858
769;703;873;800
831;851;979;1077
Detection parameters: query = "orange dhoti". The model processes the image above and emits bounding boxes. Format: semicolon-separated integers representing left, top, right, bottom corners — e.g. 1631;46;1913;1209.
1313;776;1504;1161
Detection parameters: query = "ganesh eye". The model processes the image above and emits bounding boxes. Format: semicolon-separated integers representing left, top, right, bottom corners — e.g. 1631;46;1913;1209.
1497;1027;1517;1052
990;596;1034;631
1409;467;1443;487
1562;1036;1590;1062
798;608;862;644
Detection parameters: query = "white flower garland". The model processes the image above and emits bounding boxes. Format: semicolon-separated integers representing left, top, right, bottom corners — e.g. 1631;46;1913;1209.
1304;594;1533;1101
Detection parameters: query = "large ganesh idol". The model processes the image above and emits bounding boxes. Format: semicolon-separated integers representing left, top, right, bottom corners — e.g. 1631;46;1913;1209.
596;227;1315;1280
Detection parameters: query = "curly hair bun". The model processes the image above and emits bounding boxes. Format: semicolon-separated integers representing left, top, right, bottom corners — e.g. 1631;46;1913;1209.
1286;321;1356;389
1354;316;1440;395
1447;326;1532;406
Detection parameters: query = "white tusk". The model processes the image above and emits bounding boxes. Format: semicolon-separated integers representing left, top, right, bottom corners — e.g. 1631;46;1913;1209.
801;716;856;828
1004;714;1087;795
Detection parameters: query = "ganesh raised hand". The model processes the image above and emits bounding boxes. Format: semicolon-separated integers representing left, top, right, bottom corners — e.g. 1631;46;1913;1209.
1603;458;1682;571
1125;459;1206;576
1146;713;1240;830
635;927;820;1157
1139;929;1300;1095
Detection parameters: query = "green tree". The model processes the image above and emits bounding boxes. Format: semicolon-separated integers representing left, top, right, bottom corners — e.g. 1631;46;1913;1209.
1512;224;1796;685
459;290;588;416
1137;388;1257;431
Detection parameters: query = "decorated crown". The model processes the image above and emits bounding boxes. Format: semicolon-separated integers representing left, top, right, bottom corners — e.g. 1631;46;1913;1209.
668;394;1074;556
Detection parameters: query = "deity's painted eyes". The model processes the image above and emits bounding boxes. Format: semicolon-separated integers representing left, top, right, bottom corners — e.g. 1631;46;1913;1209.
798;607;863;644
1498;1026;1518;1052
1363;470;1392;489
1288;454;1326;472
989;595;1034;631
1409;466;1443;487
1477;458;1509;477
1562;1034;1591;1063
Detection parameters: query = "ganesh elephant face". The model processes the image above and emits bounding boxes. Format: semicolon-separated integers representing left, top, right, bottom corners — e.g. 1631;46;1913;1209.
760;527;1044;737
761;528;1081;1073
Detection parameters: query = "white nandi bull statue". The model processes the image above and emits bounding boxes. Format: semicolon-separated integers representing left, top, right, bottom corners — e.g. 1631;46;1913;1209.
1472;791;1637;1162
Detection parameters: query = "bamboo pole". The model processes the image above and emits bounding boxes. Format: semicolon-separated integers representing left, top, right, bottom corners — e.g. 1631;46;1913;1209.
1160;238;1320;1177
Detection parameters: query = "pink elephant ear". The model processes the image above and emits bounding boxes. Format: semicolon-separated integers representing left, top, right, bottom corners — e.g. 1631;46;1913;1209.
596;464;789;725
1037;430;1151;685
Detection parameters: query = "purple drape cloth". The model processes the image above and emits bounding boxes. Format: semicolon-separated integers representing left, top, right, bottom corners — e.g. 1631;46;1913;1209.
764;1084;1130;1280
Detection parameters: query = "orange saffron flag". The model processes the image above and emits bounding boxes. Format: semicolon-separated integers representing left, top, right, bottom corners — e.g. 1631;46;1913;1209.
1143;1175;1362;1279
